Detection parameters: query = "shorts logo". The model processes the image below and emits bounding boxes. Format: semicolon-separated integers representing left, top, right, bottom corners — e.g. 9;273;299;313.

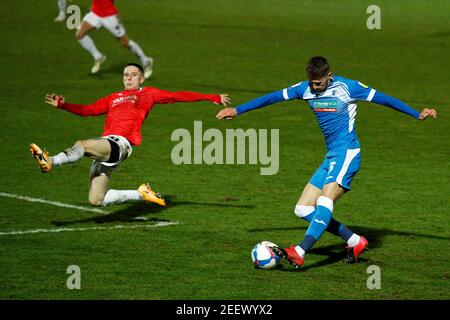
329;161;336;172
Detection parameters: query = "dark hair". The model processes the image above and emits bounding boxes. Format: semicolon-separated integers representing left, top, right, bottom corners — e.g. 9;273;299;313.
125;63;144;75
306;56;330;79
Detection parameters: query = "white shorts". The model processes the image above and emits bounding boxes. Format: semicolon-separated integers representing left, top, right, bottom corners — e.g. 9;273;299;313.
82;11;126;38
90;135;132;177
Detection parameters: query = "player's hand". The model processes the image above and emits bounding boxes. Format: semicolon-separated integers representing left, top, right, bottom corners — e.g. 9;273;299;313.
44;93;65;107
216;107;237;120
419;108;437;120
215;94;230;107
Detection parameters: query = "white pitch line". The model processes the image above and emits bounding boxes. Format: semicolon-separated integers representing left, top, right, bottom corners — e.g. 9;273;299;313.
0;192;107;214
0;221;179;236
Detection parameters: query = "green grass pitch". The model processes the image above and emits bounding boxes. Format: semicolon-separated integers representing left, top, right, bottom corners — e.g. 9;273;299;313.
0;0;449;299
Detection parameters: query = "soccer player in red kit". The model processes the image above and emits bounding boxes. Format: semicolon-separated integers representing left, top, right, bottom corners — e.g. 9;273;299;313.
76;0;154;78
30;63;230;207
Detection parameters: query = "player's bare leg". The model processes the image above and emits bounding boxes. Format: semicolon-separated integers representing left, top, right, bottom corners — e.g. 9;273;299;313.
76;22;106;74
297;183;322;207
321;182;345;201
89;173;110;206
77;139;111;161
119;35;153;79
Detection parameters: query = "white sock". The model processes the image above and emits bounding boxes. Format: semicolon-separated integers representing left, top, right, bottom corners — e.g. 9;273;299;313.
294;205;315;219
294;245;305;258
78;36;103;60
128;39;150;66
102;189;142;206
50;144;84;166
347;234;361;248
58;0;67;13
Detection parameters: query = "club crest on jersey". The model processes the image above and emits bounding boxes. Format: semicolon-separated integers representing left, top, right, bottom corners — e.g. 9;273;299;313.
358;82;369;88
310;100;337;112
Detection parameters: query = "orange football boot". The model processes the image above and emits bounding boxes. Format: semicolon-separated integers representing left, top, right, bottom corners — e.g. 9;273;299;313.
29;143;52;173
138;183;166;206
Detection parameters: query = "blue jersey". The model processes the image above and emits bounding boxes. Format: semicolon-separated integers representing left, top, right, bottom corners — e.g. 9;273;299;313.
236;75;420;152
283;76;375;150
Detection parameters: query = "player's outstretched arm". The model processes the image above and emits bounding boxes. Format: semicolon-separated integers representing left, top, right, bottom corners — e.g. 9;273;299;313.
44;93;65;107
151;89;230;106
418;108;437;120
216;107;237;120
218;94;231;106
370;91;438;121
216;89;287;120
44;93;109;116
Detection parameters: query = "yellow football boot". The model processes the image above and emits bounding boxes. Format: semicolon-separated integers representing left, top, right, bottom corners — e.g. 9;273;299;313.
29;143;52;173
138;183;166;206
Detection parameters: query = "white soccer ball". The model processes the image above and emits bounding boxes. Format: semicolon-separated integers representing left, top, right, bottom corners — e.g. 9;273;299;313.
251;241;281;269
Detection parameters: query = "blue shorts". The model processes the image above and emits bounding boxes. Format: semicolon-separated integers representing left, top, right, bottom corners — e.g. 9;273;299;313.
309;148;361;191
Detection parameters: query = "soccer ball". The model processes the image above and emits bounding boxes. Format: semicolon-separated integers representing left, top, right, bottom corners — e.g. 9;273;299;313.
251;241;281;269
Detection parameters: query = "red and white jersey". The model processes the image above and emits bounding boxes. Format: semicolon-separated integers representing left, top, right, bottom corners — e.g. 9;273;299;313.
60;87;221;146
91;0;118;17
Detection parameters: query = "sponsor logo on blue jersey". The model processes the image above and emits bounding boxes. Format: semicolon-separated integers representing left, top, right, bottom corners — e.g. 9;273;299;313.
310;99;338;112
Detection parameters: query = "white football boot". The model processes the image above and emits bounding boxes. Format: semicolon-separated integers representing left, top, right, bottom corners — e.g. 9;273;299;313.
91;55;106;74
143;57;154;79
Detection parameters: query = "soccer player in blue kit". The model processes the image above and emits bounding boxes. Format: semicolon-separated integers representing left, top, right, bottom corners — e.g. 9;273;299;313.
216;56;437;268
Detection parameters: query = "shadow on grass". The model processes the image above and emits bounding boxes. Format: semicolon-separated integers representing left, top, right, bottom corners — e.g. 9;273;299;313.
249;225;450;272
52;202;168;226
52;195;254;226
167;194;255;209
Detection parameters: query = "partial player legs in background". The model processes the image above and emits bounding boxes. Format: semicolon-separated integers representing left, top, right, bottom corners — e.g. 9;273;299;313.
54;0;67;22
76;17;106;74
119;36;154;79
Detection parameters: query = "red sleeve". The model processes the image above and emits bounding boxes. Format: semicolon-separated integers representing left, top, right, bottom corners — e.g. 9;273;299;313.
150;88;221;105
59;96;110;116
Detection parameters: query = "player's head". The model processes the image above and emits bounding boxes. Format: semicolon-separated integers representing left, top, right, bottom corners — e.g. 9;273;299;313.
306;56;332;93
123;63;145;90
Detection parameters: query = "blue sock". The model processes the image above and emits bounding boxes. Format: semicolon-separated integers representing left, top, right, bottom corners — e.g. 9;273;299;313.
302;211;354;242
300;203;332;251
334;222;354;242
300;235;316;252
